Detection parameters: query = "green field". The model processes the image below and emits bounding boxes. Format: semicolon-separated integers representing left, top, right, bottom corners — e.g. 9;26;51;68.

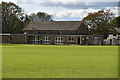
2;44;118;78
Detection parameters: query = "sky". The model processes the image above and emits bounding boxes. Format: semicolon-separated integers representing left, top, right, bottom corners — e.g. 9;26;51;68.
1;0;120;21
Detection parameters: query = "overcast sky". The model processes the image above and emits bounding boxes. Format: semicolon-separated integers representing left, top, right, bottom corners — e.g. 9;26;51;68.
1;0;120;21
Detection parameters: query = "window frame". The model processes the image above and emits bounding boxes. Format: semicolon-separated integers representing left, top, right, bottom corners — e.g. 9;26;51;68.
55;37;63;44
31;36;41;44
43;36;51;44
68;37;74;42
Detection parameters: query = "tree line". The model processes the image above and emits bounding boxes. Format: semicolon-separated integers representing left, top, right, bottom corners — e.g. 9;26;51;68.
1;2;120;39
2;2;53;34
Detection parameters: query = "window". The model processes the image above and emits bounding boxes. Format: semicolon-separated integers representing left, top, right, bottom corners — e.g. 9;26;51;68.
113;38;116;43
43;37;51;44
94;37;100;44
68;37;74;42
31;36;41;44
55;37;63;44
82;37;84;40
86;37;89;42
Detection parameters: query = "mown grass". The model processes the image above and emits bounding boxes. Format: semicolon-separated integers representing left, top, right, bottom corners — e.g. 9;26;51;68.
2;44;118;78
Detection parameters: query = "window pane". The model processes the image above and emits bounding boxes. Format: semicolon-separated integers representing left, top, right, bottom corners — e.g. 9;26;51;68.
55;37;63;44
68;37;74;42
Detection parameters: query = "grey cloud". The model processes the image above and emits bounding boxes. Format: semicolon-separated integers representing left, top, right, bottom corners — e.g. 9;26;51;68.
54;17;82;21
40;2;118;9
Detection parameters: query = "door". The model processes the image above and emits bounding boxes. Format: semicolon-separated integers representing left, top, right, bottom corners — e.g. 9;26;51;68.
110;39;112;45
77;37;80;45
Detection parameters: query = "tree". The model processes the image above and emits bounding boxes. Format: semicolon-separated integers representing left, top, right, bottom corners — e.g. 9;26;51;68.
28;12;53;21
110;16;120;28
2;2;54;33
82;9;116;38
109;16;120;35
2;2;26;33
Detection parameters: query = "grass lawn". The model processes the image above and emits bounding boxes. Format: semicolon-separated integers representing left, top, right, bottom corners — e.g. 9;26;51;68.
2;44;118;78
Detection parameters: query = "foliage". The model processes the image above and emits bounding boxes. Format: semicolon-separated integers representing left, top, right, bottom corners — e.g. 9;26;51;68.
109;16;120;35
2;2;26;33
2;2;53;33
28;12;53;21
110;16;120;28
82;9;116;38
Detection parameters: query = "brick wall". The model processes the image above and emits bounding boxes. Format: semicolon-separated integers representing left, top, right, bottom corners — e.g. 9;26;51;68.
10;35;26;44
2;35;10;43
2;34;103;45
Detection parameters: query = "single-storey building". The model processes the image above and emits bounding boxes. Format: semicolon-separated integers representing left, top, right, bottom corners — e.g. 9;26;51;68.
1;21;103;45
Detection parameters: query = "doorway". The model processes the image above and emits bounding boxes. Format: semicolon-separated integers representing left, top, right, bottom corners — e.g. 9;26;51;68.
77;37;80;45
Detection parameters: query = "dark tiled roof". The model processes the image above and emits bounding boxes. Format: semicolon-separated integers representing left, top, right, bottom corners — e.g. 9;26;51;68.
23;21;83;30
